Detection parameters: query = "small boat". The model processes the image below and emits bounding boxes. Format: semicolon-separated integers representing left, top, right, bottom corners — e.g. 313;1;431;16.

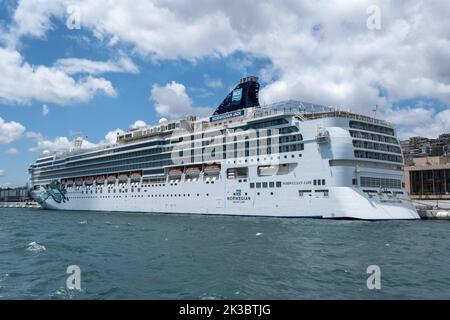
85;177;94;185
185;167;201;176
168;168;183;176
107;175;117;183
130;172;142;182
66;179;74;187
118;173;129;182
75;178;84;186
204;165;221;175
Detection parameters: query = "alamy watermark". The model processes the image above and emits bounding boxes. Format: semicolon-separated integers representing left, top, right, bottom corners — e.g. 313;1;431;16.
66;265;81;290
366;265;381;290
367;5;382;30
66;5;81;30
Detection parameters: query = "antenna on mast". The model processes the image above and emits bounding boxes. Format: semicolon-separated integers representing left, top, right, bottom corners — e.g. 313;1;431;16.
372;104;379;118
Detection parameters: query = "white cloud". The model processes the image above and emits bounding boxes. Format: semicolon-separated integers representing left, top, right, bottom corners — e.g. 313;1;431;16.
7;1;450;106
0;117;26;144
0;170;5;177
102;128;125;144
6;148;19;155
380;105;450;139
204;75;223;89
5;0;450;135
54;56;139;75
26;132;72;152
151;81;212;118
0;47;117;105
42;104;49;116
130;120;147;130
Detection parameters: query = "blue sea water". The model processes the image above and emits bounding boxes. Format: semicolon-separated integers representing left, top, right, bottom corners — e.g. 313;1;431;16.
0;207;449;299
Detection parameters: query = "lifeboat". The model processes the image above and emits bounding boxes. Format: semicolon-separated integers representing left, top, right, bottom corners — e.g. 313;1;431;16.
85;176;94;185
185;167;201;176
118;173;129;182
168;168;183;177
107;175;117;184
130;172;142;182
66;178;74;187
204;165;221;175
96;175;106;184
75;178;84;186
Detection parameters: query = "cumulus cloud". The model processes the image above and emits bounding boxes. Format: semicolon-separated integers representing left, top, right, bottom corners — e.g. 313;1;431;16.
130;120;147;130
4;0;450;134
0;47;117;105
151;81;212;118
6;148;19;155
0;117;26;144
54;56;139;75
26;132;73;152
102;128;125;144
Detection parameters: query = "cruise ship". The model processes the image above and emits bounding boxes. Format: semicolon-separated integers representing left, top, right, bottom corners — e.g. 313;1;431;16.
28;76;419;220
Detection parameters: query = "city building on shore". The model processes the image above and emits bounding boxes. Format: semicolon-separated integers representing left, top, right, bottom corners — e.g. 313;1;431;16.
404;156;450;202
0;187;31;202
401;134;450;163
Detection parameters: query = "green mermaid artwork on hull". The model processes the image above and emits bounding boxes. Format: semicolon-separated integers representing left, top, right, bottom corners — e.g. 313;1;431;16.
36;180;68;205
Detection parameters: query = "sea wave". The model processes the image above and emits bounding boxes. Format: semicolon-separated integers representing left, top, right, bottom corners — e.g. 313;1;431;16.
25;241;46;253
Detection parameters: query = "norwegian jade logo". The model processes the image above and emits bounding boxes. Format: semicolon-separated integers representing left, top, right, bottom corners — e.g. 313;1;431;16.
232;88;243;102
227;189;251;202
37;180;69;205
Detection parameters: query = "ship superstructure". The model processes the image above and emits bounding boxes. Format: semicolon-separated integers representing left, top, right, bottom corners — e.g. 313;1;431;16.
28;77;419;219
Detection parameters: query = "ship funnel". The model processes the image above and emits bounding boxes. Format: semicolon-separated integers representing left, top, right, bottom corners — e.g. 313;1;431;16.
213;76;260;115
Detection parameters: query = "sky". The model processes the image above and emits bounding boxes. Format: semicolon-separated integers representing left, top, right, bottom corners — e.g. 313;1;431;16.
0;0;449;187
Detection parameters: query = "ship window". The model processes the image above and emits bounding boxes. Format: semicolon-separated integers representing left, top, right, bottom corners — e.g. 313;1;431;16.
263;182;268;188
352;178;358;185
256;183;261;189
250;183;255;188
276;182;282;188
322;179;326;185
227;167;248;179
269;182;275;188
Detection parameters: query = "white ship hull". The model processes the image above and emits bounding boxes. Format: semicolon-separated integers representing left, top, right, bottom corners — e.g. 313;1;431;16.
31;156;419;220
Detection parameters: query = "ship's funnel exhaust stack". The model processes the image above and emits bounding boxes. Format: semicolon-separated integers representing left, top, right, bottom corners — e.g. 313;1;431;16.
213;76;260;115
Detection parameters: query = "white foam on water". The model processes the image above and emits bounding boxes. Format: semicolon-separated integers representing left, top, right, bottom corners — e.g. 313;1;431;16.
256;233;263;236
26;241;46;253
79;220;88;225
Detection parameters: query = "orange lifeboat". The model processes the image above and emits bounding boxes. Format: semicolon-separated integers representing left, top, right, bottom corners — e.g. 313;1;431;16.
118;173;129;182
130;172;142;182
204;165;221;175
107;175;117;183
185;167;201;176
96;175;106;184
168;168;183;177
